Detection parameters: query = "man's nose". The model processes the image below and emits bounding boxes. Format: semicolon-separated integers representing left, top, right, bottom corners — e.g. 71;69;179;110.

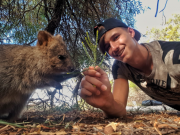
110;41;119;52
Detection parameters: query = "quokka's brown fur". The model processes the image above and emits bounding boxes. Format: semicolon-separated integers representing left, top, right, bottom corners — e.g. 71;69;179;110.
0;31;77;121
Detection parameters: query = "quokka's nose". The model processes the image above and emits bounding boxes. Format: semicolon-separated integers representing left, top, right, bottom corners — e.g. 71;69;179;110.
67;65;75;72
70;67;75;72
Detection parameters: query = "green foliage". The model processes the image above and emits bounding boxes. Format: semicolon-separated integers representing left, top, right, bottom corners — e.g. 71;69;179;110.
109;79;114;92
0;120;26;128
146;14;180;41
129;81;139;90
0;0;48;44
82;30;106;68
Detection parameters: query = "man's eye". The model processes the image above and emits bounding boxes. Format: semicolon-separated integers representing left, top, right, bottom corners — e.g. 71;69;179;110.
114;35;119;41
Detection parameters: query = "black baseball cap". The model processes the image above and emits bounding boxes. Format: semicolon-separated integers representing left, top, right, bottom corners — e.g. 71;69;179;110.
94;18;141;43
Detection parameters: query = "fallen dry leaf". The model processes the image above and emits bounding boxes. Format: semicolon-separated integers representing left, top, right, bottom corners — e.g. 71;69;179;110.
174;117;180;122
105;122;119;131
73;125;80;132
104;125;114;134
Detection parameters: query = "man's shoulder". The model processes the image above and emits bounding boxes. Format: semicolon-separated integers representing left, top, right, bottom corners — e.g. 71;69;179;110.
112;60;131;74
145;40;180;47
112;60;120;72
157;40;180;46
142;40;180;52
112;60;130;79
112;60;127;68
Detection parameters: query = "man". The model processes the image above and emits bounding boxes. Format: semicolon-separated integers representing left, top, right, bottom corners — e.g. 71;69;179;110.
79;18;180;118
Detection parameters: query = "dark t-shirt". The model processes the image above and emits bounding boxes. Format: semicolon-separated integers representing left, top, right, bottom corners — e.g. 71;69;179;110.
112;41;180;110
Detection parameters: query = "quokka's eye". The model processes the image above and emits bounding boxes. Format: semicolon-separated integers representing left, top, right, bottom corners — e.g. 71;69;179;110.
58;55;66;60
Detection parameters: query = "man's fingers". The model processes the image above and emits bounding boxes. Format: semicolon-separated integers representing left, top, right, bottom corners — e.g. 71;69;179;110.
82;68;89;75
83;67;101;77
83;76;107;91
81;77;100;94
94;66;107;76
84;66;107;77
79;88;92;97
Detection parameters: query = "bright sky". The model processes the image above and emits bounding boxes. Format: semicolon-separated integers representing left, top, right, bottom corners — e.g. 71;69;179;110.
135;0;180;42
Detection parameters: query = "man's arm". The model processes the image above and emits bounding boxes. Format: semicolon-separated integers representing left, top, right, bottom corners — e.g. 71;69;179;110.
101;78;129;118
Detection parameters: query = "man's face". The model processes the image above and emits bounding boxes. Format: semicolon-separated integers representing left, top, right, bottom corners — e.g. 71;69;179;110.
100;27;137;63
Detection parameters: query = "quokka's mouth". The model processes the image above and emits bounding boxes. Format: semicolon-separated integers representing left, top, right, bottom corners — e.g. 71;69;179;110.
54;69;80;75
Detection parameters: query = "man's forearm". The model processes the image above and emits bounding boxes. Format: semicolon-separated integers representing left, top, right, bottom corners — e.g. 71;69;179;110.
101;100;127;118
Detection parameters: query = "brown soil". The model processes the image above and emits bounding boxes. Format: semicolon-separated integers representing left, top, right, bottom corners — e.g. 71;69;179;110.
1;110;180;135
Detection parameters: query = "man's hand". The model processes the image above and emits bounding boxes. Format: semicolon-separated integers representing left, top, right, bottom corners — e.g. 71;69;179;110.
79;66;113;109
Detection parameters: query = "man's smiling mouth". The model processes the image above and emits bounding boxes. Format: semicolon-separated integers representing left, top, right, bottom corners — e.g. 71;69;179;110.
114;48;125;57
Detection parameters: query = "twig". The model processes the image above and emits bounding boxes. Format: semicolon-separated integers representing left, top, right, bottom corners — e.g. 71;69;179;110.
0;125;9;132
154;120;162;135
58;114;66;125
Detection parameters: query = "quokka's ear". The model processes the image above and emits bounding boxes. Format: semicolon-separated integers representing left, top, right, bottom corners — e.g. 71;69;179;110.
37;31;52;46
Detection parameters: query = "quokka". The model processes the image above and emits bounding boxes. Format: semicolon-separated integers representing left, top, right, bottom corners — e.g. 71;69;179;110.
0;30;78;121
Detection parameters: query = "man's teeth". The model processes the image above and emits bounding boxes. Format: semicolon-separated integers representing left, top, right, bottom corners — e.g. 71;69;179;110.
114;48;124;57
119;49;124;55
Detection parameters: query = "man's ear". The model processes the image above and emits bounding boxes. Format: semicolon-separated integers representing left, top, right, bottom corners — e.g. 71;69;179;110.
127;27;135;38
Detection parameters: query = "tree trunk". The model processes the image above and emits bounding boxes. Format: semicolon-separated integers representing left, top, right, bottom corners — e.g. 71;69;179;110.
45;0;66;35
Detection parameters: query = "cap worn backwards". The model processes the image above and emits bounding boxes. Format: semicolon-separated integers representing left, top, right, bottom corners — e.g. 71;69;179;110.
94;18;141;43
